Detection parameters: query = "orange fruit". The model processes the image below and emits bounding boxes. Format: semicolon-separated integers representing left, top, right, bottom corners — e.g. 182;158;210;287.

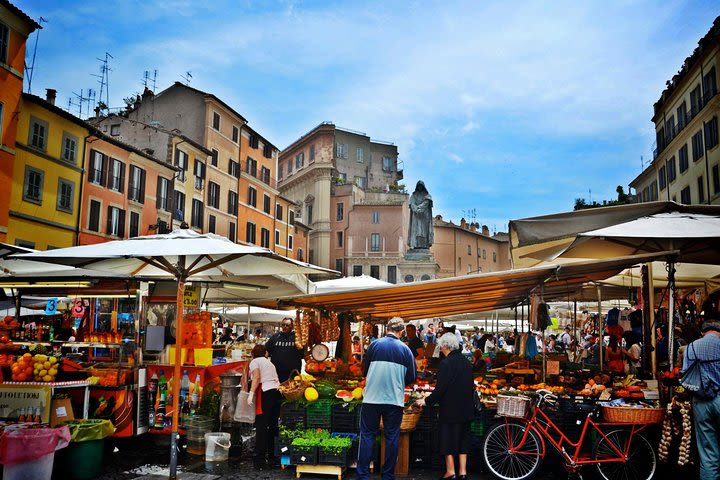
24;367;32;376
17;373;26;381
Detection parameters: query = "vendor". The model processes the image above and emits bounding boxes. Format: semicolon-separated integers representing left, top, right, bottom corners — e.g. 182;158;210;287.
218;327;234;343
265;317;304;383
404;324;425;358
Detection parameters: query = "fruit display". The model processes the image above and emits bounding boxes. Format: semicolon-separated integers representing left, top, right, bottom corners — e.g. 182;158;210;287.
32;354;58;382
304;387;319;402
319;312;340;343
0;353;15;367
335;390;355;401
10;354;34;381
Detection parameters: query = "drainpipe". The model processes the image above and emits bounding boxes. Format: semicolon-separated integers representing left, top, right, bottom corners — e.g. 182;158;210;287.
453;227;457;277
75;132;96;245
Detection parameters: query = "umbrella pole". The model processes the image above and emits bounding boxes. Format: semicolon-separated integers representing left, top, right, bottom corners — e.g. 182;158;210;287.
667;259;676;369
596;285;603;370
169;272;187;480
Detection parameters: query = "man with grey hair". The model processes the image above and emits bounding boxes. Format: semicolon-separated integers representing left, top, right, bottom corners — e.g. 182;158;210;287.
357;317;417;480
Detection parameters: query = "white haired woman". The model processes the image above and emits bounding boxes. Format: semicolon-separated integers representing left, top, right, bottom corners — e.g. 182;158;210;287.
416;332;474;479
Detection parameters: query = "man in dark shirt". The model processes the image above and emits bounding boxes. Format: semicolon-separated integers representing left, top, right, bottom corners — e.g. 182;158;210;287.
265;317;304;382
404;324;425;358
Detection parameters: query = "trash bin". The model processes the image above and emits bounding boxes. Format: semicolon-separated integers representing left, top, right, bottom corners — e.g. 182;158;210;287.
56;419;115;480
0;424;71;480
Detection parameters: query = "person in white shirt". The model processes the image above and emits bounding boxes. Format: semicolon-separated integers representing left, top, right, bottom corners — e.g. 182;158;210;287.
248;344;281;470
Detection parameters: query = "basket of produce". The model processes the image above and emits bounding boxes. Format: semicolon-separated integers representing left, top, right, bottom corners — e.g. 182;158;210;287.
601;405;664;424
497;395;531;418
379;405;423;432
278;370;313;401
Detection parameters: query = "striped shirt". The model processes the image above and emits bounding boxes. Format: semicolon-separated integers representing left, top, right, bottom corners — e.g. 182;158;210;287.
682;333;720;398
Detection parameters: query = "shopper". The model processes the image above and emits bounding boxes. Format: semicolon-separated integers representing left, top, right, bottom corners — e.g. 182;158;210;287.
248;344;281;470
415;332;474;480
622;331;641;374
424;323;437;344
681;319;720;480
605;336;635;374
357;317;417;480
265;317;304;382
404;324;425;358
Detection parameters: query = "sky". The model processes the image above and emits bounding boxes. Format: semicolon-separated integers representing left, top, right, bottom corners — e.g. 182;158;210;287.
15;0;718;233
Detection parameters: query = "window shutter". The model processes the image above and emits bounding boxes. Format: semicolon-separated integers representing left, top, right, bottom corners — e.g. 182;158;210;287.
101;154;109;186
184;154;189;171
118;162;126;193
139;169;146;204
118;210;126;238
156;177;162;209
174;148;180;167
106;206;113;234
89;150;97;175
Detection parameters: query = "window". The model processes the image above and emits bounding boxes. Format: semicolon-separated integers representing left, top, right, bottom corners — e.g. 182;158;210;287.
706;116;719;150
260;228;270;248
337;231;343;247
651;180;658;201
208;182;220;209
483;249;486;259
338;173;347;183
336;203;344;221
287;158;293;174
288;235;293;250
275;204;283;221
336;259;344;273
229;222;236;243
174;191;185;220
246;157;257;177
336;143;348;158
261;166;270;184
110;124;120;136
106;206;125;237
298;249;304;261
0;22;8;64
275;229;281;245
356;147;364;162
278;164;283;181
23;166;43;203
370;265;380;279
354;176;367;189
174;150;188;181
679;144;689;173
263;194;271;214
212;112;220;130
387;265;397;284
194;160;205;189
61;132;78;163
680;186;691;204
677;101;687;130
128;166;146;203
191;199;204;229
295;152;304;169
109;158;125;192
714;164;720;195
129;212;140;238
698;176;705;204
493;251;497;262
307;204;313;224
208;215;216;234
28;117;48;151
88;200;101;232
704;67;717;101
667;156;677;183
371;233;380;252
289;210;295;225
227;190;238;215
250;135;259;149
382;156;393;172
467;245;471;255
246;222;256;244
659;165;667;191
228;159;240;178
210;148;218;167
665;115;675;141
156;177;170;211
56;179;74;212
232;125;239;143
371;211;380;224
263;144;272;159
690;84;702;116
691;130;704;162
248;186;257;207
353;265;363;276
309;145;315;162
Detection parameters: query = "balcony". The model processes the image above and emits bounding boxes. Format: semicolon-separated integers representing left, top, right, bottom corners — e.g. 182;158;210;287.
654;87;718;160
241;160;277;189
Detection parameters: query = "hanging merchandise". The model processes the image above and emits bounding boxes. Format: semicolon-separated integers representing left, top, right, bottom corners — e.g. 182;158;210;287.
537;303;550;331
524;333;538;358
529;294;540;330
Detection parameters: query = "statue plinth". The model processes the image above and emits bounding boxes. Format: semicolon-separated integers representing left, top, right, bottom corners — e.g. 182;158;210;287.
404;248;433;261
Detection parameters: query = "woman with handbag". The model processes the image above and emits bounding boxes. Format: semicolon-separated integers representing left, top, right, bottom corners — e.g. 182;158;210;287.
248;344;281;470
415;333;475;479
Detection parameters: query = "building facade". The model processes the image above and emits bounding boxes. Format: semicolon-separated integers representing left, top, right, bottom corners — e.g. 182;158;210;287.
0;1;40;242
631;16;719;205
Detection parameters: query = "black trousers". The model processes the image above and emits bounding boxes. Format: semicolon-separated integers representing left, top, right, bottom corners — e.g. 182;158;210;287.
254;388;281;462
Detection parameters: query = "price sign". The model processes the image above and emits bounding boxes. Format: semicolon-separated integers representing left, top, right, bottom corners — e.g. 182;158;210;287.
71;298;86;318
183;285;199;308
45;298;58;316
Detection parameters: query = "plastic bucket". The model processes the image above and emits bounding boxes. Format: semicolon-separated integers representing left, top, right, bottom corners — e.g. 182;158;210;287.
56;439;104;480
3;452;55;480
186;416;215;456
204;432;231;462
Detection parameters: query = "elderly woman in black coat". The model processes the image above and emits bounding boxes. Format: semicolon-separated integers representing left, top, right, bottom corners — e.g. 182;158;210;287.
416;332;475;480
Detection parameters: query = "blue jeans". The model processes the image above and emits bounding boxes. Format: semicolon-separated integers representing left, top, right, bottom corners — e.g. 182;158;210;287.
356;403;403;480
693;395;720;480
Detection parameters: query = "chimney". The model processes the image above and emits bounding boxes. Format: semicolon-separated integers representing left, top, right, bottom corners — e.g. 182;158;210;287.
482;225;490;236
45;89;57;105
460;218;467;228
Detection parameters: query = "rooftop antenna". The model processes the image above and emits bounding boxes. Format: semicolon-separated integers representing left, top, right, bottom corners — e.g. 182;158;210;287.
640;155;644;170
462;208;477;225
142;69;158;91
181;71;192;85
70;89;93;118
93;52;113;113
24;17;47;94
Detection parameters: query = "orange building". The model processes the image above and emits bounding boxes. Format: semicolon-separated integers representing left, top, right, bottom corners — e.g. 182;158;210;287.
79;134;178;244
0;1;40;242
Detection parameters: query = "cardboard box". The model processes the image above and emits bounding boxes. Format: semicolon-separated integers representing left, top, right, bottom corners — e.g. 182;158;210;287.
50;397;74;426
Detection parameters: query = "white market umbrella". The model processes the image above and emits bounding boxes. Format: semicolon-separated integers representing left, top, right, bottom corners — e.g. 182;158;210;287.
14;228;336;477
208;305;295;324
313;274;391;293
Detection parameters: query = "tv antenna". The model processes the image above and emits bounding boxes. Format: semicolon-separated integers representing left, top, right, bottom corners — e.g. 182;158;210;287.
462;208;477;225
142;69;157;91
181;71;192;85
24;17;48;94
92;52;113;113
69;88;95;118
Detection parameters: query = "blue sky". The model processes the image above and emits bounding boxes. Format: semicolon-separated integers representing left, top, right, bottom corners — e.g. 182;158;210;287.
16;0;718;232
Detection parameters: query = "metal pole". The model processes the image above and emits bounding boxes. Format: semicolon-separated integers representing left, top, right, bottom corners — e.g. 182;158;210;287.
573;300;577;362
169;259;187;480
596;285;603;370
668;259;676;369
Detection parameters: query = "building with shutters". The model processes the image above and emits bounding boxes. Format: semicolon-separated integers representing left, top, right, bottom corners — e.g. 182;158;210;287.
630;16;719;205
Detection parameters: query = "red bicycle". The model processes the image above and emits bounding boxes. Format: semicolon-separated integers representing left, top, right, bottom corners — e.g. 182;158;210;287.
482;390;657;480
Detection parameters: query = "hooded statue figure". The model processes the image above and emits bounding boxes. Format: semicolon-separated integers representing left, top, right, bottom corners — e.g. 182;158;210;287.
408;180;434;249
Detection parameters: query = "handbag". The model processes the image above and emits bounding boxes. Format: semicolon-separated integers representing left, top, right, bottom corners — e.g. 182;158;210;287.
680;344;718;400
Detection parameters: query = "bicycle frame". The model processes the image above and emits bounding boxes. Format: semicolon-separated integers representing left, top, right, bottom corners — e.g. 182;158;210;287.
504;401;650;467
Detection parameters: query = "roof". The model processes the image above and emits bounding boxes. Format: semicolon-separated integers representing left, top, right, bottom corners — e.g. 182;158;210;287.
158;82;247;124
257;251;675;320
0;0;42;30
242;123;279;153
434;218;507;244
281;122;336;154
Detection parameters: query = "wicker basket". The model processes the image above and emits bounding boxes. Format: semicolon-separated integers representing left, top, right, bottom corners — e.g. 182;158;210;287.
379;409;423;432
497;395;530;418
278;370;312;401
601;406;665;424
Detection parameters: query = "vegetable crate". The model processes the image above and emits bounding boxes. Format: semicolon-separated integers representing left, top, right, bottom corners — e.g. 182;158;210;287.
409;429;439;468
275;436;292;457
331;404;359;432
306;399;333;429
280;402;306;429
291;446;318;465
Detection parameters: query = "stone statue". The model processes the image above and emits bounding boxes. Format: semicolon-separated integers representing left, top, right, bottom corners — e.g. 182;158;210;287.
408;180;434;249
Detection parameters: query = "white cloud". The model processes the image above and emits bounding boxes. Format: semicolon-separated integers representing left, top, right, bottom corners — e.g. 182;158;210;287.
448;153;464;164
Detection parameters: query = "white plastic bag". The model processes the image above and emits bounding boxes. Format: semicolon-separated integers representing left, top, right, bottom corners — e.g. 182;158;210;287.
234;390;256;423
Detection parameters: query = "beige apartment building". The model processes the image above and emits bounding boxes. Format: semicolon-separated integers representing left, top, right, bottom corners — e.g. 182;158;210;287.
631;16;719;205
432;217;510;277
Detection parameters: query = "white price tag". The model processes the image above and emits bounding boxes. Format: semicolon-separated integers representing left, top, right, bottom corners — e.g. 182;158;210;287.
300;456;306;462
281;446;288;453
56;406;67;416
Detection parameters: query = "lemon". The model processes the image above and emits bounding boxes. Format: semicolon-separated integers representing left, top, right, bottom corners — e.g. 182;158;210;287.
43;362;51;370
352;387;364;400
39;369;47;376
48;357;58;364
49;368;57;376
42;375;52;382
304;387;319;402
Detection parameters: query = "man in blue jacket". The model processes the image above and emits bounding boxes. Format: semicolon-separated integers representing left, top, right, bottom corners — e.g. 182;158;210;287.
357;317;417;480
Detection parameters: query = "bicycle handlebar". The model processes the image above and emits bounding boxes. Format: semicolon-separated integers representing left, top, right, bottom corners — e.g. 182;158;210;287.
535;389;558;401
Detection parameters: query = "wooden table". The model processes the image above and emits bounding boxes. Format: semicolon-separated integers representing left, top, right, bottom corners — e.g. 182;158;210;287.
380;431;410;476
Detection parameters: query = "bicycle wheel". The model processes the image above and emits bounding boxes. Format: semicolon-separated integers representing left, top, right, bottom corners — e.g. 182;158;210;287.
593;430;656;480
483;422;542;480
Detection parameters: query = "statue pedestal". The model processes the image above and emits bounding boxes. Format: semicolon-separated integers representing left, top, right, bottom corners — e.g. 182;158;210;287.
399;249;439;283
404;248;433;261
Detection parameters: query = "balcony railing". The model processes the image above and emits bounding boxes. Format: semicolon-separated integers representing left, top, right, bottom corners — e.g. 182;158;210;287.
241;160;278;189
654;87;718;160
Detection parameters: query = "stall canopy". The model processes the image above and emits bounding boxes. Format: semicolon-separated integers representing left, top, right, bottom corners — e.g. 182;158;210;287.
313;275;391;293
509;201;720;268
208;305;294;324
260;252;676;321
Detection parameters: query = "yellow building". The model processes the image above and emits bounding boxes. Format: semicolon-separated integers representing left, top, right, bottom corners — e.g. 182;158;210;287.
9;91;89;249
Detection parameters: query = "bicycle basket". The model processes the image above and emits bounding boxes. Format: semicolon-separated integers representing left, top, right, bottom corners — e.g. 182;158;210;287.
497;395;530;418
